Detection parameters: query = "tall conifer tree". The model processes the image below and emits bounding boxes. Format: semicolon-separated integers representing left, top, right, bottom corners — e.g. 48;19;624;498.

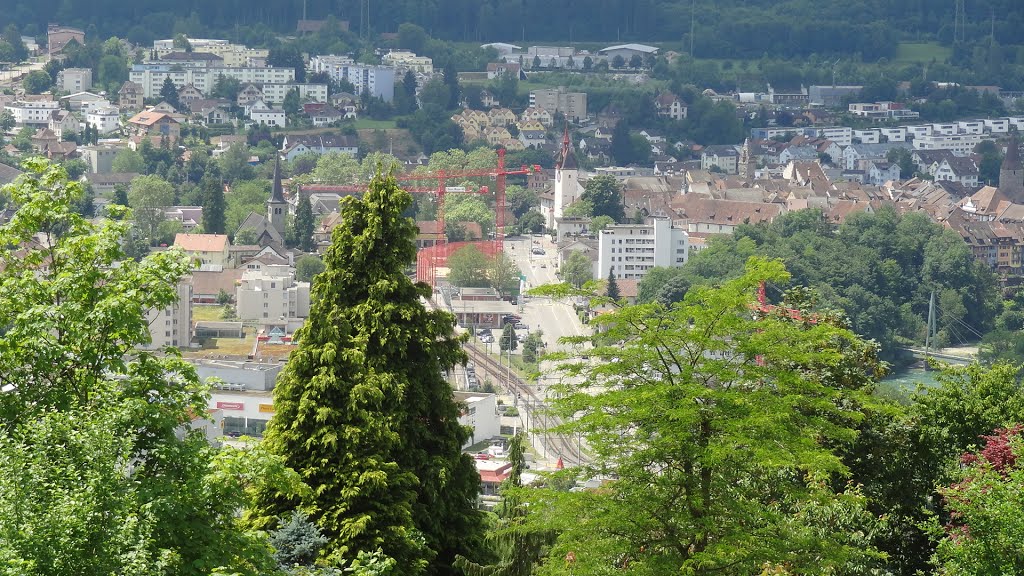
257;167;484;573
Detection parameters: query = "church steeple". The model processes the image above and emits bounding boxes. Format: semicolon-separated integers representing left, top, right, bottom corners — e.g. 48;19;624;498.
1000;134;1024;203
268;155;287;235
558;123;577;171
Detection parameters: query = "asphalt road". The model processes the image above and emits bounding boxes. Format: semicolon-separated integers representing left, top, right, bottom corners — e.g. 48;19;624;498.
505;235;590;354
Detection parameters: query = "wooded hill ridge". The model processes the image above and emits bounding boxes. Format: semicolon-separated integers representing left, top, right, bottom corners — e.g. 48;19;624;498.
4;0;1024;60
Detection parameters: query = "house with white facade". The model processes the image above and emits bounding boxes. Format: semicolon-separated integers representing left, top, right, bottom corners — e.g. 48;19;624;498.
597;218;688;282
236;264;311;323
700;145;739;174
8;100;61;127
249;101;285;128
280;134;359;161
309;56;395;102
86;106;121;135
934;157;980;187
145;281;192;349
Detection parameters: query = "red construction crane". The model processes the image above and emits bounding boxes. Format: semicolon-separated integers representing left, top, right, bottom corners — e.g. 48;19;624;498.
298;148;540;286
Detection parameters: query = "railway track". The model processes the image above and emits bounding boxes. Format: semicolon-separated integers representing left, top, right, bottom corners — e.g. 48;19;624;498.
463;343;586;467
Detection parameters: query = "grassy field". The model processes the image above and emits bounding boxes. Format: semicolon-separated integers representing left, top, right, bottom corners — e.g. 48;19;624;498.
193;305;227;322
352;118;399;130
184;335;257;358
895;42;951;63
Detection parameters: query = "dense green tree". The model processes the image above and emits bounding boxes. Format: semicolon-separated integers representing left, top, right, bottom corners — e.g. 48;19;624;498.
283;86;301;117
112;148;145;173
199;174;226;234
1;25;27;62
220;143;255;182
23;70;51;94
499;323;517;352
255;168;484;573
886;147;915;179
588;215;613;233
159;76;181;110
447;245;491;288
609;120;634;165
516;211;545;235
0;159;303;574
128;174;175;244
489;253;521;297
294;191;316;252
933;425;1024;575
580;175;625;222
604;270;620;300
505;185;538;219
611;55;625;69
637;266;689;304
561;251;593;288
445;194;493;237
443;60;461;110
527;258;884;575
226;179;270;236
295;255;325;283
268;43;306;82
418;78;451;110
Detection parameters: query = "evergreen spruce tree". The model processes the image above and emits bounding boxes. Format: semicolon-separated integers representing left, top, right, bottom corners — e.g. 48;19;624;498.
160;77;181;110
257;168;485;573
199;175;226;234
454;434;550;576
606;270;621;301
294;191;316;253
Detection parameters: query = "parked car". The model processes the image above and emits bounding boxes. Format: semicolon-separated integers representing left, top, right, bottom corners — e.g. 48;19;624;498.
531;247;545;255
514;322;528;330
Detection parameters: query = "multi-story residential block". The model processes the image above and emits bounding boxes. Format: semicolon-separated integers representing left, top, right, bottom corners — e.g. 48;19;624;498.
529;88;587;124
381;50;433;73
57;68;93;92
152;38;269;67
597;218;689;281
818;127;853;146
853;129;880;144
880;126;907;142
984;118;1010;133
86;107;121;135
236;264;311;322
848;101;919;121
80;144;121;174
913;133;989;156
259;83;329;105
309;56;396;102
128;64;296;98
145;281;192;349
7;100;61;126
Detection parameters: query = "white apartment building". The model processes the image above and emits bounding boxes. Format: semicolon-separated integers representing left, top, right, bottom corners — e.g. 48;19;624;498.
985;118;1009;133
236;264;311;323
86;107;121;135
381;50;433;73
818;127;852;146
912;133;989;156
153;38;269;67
129;65;296;98
57;68;93;92
852;129;880;144
597;218;689;281
249;103;285;127
958;120;984;134
146;281;192;349
8;100;61;126
259;83;328;105
905;125;932;138
529;88;587;123
309;56;396;102
880;127;907;142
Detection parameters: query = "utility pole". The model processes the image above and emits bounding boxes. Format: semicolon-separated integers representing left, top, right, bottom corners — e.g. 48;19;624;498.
690;0;696;57
924;290;937;363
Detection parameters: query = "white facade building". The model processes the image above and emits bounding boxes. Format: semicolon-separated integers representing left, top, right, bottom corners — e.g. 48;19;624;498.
880;127;907;142
549;131;583;227
818;127;852;146
259;83;329;105
381;50;433;73
8;100;61;126
309;56;396;102
236;265;311;322
249;103;285;128
597;218;689;281
129;65;296;98
912;133;989;156
529;88;587;123
86;107;121;135
145;281;192;349
57;68;93;92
